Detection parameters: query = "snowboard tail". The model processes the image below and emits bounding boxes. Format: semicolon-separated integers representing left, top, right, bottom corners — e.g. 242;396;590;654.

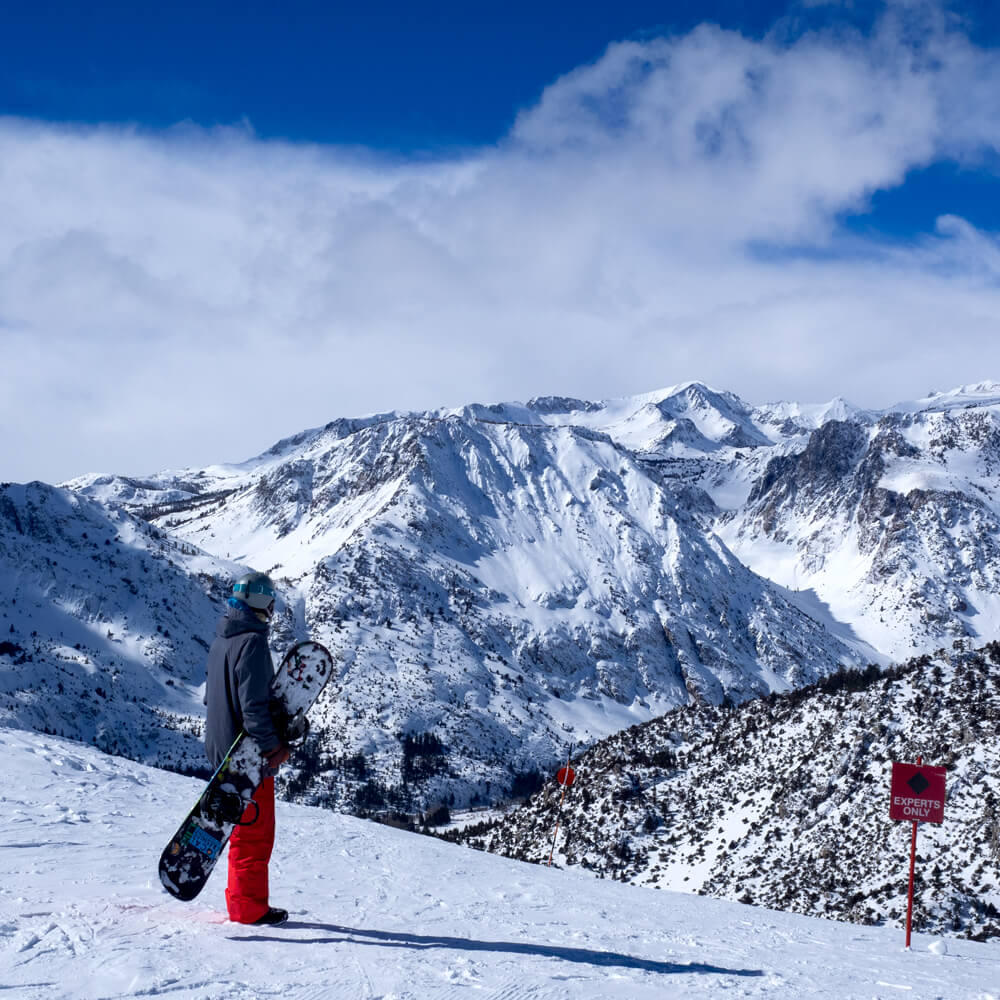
158;640;334;902
158;734;259;901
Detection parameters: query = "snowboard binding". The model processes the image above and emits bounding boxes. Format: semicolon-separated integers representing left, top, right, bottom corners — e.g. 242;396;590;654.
270;701;310;744
201;787;258;826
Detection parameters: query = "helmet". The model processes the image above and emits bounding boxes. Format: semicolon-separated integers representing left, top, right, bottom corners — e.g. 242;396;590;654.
232;572;276;617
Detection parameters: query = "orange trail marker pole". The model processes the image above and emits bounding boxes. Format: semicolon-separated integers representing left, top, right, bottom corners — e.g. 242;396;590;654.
547;744;575;867
904;755;922;950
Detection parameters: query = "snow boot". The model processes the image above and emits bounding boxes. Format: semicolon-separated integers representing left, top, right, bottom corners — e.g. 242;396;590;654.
252;907;289;926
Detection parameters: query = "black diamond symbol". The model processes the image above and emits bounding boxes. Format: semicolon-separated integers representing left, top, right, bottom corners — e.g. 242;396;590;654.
907;772;930;796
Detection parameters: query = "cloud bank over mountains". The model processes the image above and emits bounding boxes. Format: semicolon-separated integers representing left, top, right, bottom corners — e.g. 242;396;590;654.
3;3;1000;483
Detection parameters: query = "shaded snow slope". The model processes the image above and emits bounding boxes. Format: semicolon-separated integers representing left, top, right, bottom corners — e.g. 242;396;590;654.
2;728;998;1000
0;482;247;772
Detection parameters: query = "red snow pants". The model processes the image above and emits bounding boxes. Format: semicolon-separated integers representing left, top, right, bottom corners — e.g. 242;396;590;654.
226;776;275;924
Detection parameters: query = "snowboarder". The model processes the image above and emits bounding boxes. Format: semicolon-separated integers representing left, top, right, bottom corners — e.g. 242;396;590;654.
204;571;291;926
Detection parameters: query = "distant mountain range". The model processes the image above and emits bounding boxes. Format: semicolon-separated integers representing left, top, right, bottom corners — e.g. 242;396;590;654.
4;380;1000;813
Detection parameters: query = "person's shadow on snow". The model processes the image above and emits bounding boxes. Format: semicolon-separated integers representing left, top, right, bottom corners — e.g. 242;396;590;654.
230;921;764;978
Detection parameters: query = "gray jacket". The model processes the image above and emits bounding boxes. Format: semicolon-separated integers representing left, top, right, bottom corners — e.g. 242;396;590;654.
203;600;282;768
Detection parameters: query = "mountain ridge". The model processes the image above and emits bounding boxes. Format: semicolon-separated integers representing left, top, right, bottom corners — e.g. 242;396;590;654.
3;379;999;815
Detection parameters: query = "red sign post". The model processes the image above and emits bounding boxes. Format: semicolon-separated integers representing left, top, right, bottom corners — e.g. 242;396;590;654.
889;758;946;949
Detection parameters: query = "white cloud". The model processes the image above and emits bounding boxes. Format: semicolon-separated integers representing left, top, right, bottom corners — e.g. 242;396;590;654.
3;7;1000;482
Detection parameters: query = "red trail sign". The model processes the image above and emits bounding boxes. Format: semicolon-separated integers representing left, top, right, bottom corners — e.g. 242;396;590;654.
890;762;946;824
556;766;576;787
890;758;947;949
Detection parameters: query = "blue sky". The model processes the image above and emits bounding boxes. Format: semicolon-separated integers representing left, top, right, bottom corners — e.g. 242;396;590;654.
6;1;1000;234
3;1;1000;482
2;2;828;146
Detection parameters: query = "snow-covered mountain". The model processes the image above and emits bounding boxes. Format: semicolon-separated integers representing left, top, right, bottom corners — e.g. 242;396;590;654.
720;383;1000;660
2;726;998;1000
53;384;878;808
455;644;1000;942
6;380;1000;814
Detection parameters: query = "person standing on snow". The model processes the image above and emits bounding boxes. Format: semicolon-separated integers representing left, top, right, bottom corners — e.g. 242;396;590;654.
204;571;291;926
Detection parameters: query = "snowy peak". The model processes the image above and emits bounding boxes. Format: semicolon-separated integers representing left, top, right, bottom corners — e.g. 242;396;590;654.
631;383;773;455
516;382;773;458
752;395;869;436
894;381;1000;414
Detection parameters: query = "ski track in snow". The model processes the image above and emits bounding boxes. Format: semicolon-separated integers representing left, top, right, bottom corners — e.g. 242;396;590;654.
2;731;998;999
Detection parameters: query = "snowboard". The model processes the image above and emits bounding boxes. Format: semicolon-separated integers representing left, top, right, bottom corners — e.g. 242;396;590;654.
158;639;334;902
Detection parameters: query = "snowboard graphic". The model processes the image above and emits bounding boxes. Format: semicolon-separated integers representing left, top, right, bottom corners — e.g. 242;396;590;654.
158;640;334;902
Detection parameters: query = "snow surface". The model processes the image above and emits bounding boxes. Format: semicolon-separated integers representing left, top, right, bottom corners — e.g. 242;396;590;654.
2;728;998;1000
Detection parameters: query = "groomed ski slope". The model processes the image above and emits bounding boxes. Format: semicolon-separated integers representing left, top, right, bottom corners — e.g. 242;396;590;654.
1;729;997;1000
